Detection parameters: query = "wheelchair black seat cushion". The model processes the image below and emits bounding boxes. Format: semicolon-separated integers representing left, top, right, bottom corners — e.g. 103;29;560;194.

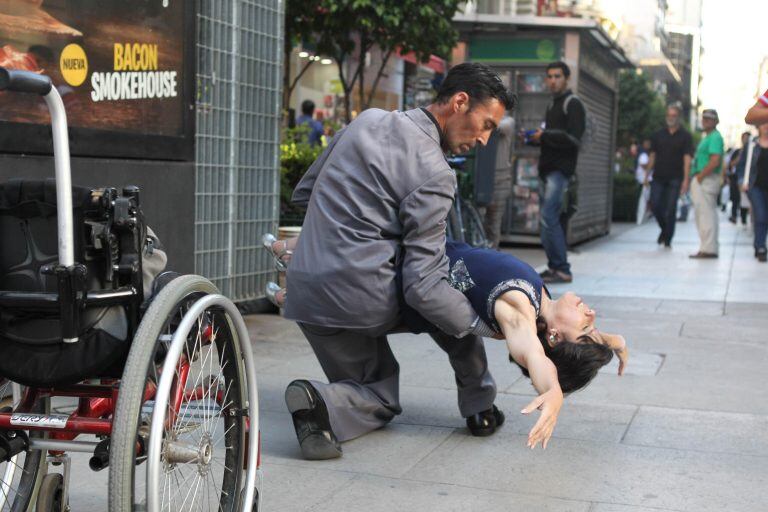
0;328;128;387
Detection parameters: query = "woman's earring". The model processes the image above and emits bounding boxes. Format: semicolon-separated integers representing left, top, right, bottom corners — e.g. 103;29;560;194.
549;334;556;344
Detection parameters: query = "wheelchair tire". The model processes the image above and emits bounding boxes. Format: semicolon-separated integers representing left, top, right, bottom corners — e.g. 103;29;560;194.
0;381;47;512
109;275;257;512
34;473;64;512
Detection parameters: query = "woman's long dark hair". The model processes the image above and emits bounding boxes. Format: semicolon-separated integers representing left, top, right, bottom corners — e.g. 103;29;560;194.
511;318;613;393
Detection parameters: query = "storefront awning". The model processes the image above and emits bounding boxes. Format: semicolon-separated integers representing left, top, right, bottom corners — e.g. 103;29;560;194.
398;50;446;74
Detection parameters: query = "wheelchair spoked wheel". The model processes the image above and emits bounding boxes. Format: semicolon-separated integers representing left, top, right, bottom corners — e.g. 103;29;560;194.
0;380;47;512
110;275;258;512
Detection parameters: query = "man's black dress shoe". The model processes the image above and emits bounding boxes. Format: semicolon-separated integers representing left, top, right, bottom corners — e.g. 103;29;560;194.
466;405;505;437
285;380;342;460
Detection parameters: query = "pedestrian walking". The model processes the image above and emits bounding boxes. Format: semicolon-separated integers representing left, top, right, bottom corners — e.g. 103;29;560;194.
727;132;751;224
636;138;652;225
296;99;324;146
647;105;693;247
482;110;515;248
282;63;515;460
742;123;768;262
688;109;725;259
525;61;586;284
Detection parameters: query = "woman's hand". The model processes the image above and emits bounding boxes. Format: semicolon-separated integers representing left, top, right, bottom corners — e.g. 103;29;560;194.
521;388;563;450
597;332;629;376
614;339;629;376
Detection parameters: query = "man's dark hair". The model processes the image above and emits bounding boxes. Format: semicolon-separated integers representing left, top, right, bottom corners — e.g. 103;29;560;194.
510;317;613;393
435;63;516;111
546;61;571;78
301;99;315;116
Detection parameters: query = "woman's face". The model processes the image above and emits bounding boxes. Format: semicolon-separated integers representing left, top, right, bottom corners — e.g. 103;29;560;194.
549;292;598;345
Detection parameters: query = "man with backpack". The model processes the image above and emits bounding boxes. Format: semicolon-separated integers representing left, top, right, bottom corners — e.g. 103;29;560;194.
526;61;586;283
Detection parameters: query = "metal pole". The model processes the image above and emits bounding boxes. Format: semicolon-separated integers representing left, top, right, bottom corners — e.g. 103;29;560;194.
43;87;75;267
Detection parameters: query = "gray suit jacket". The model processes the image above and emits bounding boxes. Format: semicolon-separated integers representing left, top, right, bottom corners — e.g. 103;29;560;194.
284;108;479;337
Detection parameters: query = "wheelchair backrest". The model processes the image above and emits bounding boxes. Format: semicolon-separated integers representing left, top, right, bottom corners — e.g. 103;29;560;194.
0;179;96;294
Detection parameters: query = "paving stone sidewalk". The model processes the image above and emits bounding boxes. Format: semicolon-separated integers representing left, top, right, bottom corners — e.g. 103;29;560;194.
63;215;767;511
250;216;767;512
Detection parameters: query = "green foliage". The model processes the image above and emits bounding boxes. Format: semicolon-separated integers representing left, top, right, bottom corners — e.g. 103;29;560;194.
617;70;666;148
287;0;461;60
612;171;641;222
285;0;463;120
279;125;323;225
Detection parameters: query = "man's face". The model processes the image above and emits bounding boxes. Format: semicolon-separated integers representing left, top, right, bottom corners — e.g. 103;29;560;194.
742;133;750;145
443;93;506;154
701;116;717;131
545;67;568;95
666;108;680;128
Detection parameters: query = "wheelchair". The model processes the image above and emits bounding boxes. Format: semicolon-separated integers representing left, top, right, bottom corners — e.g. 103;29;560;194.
0;68;261;511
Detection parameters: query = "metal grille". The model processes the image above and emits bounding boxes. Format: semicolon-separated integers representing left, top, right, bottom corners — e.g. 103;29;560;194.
569;72;614;243
195;0;283;300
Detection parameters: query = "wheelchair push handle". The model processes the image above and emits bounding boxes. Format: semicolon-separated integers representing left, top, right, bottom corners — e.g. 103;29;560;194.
0;67;53;95
0;66;76;310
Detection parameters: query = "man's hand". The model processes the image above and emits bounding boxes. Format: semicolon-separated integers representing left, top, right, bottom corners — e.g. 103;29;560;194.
529;129;543;144
521;388;563;450
696;173;704;183
681;181;689;195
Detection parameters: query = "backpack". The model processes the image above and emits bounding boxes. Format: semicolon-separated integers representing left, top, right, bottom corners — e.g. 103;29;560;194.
562;94;597;152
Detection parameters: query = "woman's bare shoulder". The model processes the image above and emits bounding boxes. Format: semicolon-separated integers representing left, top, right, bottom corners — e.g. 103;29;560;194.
494;290;537;327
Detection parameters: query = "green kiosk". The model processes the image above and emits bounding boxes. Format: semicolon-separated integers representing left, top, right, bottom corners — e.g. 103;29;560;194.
454;14;632;244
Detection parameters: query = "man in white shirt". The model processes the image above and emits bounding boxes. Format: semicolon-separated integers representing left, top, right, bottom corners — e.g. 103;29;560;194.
635;139;652;224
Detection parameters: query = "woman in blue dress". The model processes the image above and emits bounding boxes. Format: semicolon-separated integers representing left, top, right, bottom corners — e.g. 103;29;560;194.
263;235;628;449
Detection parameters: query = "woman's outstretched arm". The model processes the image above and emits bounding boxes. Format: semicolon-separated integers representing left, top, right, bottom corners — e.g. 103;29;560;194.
494;294;563;450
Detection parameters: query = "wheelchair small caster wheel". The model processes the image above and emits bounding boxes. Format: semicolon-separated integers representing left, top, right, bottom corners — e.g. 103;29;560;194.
36;473;67;512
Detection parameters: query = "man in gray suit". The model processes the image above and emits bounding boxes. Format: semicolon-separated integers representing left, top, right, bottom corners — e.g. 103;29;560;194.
284;63;517;460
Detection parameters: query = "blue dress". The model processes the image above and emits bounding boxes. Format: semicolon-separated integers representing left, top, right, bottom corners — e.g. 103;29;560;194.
402;241;546;334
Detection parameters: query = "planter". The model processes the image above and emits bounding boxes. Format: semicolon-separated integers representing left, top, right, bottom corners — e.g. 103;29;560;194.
612;173;641;222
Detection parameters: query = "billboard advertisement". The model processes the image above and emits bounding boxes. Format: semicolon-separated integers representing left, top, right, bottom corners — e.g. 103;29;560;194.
0;0;194;160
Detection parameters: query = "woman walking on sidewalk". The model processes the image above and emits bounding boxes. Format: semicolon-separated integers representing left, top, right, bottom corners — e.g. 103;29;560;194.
742;123;768;262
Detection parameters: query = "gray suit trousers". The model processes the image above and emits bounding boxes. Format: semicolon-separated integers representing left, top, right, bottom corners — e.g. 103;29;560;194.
297;323;497;443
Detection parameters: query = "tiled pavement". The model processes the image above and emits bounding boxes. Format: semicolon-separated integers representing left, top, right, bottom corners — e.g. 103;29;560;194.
65;213;767;511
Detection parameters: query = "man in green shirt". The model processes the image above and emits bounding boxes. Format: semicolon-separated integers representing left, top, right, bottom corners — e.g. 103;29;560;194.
687;109;724;258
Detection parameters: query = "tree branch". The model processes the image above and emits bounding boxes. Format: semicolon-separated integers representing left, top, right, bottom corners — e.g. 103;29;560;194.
286;59;315;106
363;47;394;110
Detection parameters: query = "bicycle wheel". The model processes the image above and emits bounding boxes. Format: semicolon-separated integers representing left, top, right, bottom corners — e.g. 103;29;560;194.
460;200;490;248
447;203;463;243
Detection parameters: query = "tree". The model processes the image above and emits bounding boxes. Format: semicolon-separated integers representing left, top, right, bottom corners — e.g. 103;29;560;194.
284;0;462;122
283;0;317;113
616;69;666;148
